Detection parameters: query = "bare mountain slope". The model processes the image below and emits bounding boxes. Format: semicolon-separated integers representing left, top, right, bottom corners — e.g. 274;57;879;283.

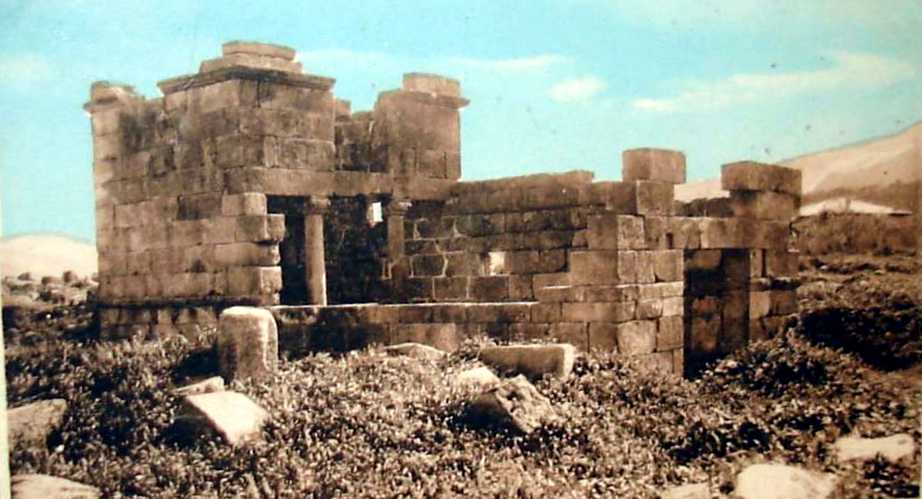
0;234;98;280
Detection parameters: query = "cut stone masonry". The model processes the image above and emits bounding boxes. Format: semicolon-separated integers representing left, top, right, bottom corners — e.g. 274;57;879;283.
86;41;801;376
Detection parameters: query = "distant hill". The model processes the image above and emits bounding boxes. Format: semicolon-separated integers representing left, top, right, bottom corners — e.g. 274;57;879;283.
676;122;922;215
0;234;97;280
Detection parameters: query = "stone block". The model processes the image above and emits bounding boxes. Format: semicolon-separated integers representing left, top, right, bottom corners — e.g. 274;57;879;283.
730;191;798;220
652;250;683;282
392;323;460;352
383;342;447;360
689;315;720;354
6;399;68;450
570;250;636;284
699;218;743;248
507;322;552;341
176;391;269;446
175;377;226;396
643;216;670;249
221;193;267;216
657;316;684;351
508;274;534;301
412;254;446;277
765;250;799;277
562;301;636;323
531;303;562;323
588;322;619;352
214;242;279;267
433;277;469;301
470;276;509;301
636;299;663;319
635;181;675;215
548;322;589;350
587;214;645;250
770;290;798;314
217;307;278;381
622;148;686;184
227;266;282;297
10;474;101;499
455;366;500;387
615;320;656;356
479;343;576;379
635;251;656;284
637;282;684;300
584;284;640;302
749;291;771;319
721;161;802;195
534;284;585;302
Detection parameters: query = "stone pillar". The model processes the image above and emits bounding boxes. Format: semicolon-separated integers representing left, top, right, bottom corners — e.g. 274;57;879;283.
304;196;330;305
384;199;412;260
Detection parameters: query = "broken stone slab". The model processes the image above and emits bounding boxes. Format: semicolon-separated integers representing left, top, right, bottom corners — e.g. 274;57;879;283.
383;342;447;360
662;482;709;499
467;375;559;434
733;463;837;499
175;376;225;396
175;391;268;446
478;343;576;379
7;399;67;449
217;306;278;381
11;474;101;499
833;433;917;464
222;40;296;61
455;366;500;387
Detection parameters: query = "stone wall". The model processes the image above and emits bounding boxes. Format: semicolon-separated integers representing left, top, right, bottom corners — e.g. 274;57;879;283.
85;41;801;376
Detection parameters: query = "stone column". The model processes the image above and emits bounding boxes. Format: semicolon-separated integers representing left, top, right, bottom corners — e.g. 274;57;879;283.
384;199;412;260
304;196;330;305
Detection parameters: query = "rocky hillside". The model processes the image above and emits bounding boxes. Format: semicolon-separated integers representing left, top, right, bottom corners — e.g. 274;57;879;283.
0;234;97;280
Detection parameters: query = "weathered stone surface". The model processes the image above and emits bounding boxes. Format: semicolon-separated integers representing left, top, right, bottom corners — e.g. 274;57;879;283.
834;433;916;463
217;306;278;381
733;464;837;499
622;148;686;184
11;474;101;499
615;320;656;355
478;343;576;379
175;376;226;396
176;391;268;446
467;375;559;434
721;161;802;195
383;342;447;360
456;366;501;387
587;214;645;250
662;482;709;499
7;399;67;449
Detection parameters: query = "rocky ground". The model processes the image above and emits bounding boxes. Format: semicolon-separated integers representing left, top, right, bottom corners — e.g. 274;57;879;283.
2;255;920;498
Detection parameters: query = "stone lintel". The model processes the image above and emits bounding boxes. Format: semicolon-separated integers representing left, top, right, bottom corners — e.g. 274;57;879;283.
222;40;296;61
157;66;334;95
377;88;469;109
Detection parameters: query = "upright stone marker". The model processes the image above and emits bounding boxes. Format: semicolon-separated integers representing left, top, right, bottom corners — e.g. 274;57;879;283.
217;306;278;381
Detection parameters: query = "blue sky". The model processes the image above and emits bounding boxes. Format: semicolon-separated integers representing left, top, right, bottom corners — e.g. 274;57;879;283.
1;0;920;242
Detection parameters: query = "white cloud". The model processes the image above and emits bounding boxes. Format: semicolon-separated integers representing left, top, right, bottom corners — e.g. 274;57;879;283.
0;54;53;85
449;54;567;72
632;52;918;113
549;76;606;103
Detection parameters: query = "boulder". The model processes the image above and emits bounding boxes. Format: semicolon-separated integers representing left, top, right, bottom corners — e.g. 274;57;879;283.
478;343;576;379
467;375;559;434
384;342;447;360
7;399;68;449
175;391;268;446
11;474;100;499
217;306;278;381
834;433;916;463
662;483;709;499
733;463;836;499
456;366;500;387
175;376;225;396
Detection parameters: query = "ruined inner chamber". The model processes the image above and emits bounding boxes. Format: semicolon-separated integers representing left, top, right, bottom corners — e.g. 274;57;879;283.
85;41;802;376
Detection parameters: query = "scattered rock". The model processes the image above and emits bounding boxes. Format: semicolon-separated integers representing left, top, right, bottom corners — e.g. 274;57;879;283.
11;474;100;499
175;376;225;396
467;375;559;434
733;463;837;499
17;272;32;281
62;270;78;283
7;399;68;449
384;342;447;360
175;391;268;446
662;482;709;499
456;366;500;387
478;343;576;379
834;433;916;463
217;306;278;381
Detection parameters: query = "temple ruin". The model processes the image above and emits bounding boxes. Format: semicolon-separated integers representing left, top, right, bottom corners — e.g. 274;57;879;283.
85;41;801;375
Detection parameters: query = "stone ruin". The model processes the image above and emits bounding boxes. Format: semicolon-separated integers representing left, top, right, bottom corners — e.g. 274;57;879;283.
85;41;801;376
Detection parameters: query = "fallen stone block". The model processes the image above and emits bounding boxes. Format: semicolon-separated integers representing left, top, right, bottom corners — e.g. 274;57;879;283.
733;463;837;499
834;433;916;464
661;482;709;499
478;343;576;379
455;366;501;387
466;375;559;434
383;342;447;360
11;474;100;499
217;306;278;381
175;376;226;396
175;391;268;446
7;399;67;450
